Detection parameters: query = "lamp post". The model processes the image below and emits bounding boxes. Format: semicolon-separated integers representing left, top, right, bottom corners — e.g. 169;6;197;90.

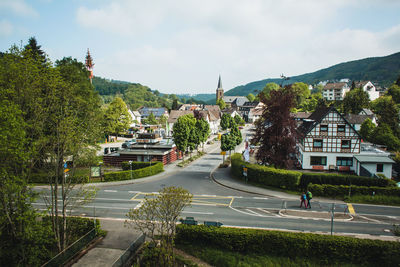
129;160;133;180
99;161;103;182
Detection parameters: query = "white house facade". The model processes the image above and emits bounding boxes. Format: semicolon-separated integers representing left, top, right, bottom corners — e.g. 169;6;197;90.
322;82;350;101
355;81;380;101
297;106;361;172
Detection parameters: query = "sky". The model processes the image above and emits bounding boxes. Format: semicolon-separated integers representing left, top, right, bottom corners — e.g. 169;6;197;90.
1;0;400;94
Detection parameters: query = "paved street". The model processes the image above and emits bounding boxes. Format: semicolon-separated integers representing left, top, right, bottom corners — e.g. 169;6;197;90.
33;127;400;239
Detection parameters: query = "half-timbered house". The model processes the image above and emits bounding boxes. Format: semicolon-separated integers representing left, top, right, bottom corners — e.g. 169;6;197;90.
296;106;362;171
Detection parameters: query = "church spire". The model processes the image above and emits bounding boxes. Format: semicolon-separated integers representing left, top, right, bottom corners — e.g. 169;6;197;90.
216;75;224;101
85;48;94;84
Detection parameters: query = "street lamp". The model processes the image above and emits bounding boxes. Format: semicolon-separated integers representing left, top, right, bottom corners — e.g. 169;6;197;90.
129;160;133;180
99;161;103;182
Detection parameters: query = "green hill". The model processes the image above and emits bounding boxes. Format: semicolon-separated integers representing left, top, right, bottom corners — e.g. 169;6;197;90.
225;51;400;96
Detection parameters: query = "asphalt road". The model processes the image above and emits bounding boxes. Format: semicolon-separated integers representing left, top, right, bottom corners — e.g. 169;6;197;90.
33;127;400;238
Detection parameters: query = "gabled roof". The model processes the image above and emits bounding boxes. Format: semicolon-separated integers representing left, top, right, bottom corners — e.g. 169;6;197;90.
323;82;348;90
344;114;372;125
242;101;259;107
359;108;374;116
354;81;374;88
139;107;167;117
231;97;249;107
167;110;192;123
297;106;361;138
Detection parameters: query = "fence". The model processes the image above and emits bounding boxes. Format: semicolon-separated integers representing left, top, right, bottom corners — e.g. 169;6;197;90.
112;234;146;267
42;228;97;267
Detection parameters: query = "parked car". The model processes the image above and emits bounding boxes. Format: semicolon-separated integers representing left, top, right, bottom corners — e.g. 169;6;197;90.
121;139;136;149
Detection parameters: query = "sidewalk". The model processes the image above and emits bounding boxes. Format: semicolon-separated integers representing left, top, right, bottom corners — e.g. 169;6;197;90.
72;219;141;267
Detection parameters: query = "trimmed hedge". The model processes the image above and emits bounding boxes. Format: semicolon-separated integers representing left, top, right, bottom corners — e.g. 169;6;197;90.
231;153;301;190
175;225;400;266
103;162;163;182
300;172;396;188
308;183;400;198
121;161;155;171
29;170;89;184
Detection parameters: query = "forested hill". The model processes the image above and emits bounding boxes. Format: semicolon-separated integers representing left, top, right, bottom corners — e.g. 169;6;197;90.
92;76;133;95
225;51;400;96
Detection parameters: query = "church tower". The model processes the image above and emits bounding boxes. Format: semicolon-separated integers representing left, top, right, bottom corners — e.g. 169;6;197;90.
216;75;224;101
85;48;94;84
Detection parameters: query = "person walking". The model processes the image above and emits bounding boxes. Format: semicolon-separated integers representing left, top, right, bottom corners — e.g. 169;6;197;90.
300;192;307;208
306;190;312;209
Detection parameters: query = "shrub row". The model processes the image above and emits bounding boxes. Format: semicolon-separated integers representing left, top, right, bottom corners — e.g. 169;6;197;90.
231;153;301;190
175;225;400;266
308;183;400;198
231;153;396;190
29;170;89;184
300;172;396;188
103;162;163;182
121;161;155;171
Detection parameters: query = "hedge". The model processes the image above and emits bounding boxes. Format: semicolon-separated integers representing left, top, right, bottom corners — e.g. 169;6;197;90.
308;183;400;198
300;172;396;188
231;153;301;190
121;161;155;171
175;225;400;266
103;162;163;182
29;170;89;184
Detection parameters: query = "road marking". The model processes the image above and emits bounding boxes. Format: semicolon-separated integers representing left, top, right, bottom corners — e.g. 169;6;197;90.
131;193;141;200
104;190;117;193
182;211;214;215
256;208;270;214
128;191;140;193
245;209;263;216
347;204;356;215
200;194;217;197
229;198;235;207
134;202;143;210
253;197;268;200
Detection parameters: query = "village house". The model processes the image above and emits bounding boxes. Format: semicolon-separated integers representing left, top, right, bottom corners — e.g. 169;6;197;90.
354;81;380;101
296;106;393;178
322;82;350;101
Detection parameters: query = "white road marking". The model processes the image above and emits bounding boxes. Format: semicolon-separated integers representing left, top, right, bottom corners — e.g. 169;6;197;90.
134;202;143;210
384;229;391;233
104;190;117;193
182;211;214;215
128;191;140;193
200;194;217;197
253;197;269;200
256;208;270;214
245;209;264;216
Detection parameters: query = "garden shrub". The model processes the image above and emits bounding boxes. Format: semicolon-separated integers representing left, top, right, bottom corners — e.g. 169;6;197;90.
308;183;400;198
103;162;163;182
300;172;396;188
121;161;154;171
175;225;400;266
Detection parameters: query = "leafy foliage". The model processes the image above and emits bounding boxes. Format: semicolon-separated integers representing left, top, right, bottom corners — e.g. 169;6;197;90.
252;85;298;168
104;162;163;181
342;88;370;114
102;97;132;138
220;113;233;130
216;98;226;109
371;95;400;137
359;118;376;140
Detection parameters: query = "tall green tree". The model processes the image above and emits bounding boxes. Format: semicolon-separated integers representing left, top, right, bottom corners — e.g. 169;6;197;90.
196;118;210;151
371;96;400;137
359;118;376;141
247;93;256;102
173;114;195;160
220;113;233;130
221;133;236;158
342;88;370;114
260;82;280;99
386;84;400;104
216;98;226;109
102;97;132;140
292;82;310;108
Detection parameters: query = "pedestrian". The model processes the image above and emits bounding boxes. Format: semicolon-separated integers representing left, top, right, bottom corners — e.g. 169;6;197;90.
300;192;307;208
306;190;312;209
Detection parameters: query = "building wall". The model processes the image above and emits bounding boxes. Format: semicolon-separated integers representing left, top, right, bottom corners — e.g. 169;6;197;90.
299;149;355;171
356;162;392;178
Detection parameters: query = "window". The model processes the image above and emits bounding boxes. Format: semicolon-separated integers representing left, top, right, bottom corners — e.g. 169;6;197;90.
341;140;350;148
337;125;346;133
337;157;352;166
310;156;327;166
313;139;323;148
377;164;384;172
320;124;328;132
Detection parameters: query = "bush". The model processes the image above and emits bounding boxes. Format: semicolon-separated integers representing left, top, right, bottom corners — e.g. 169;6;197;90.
103;162;163;182
175;225;400;266
29;170;89;184
231;153;301;190
308;183;400;198
121;161;154;171
300;172;396;188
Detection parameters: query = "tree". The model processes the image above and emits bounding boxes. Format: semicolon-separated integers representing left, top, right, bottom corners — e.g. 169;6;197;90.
230;124;242;146
234;114;245;125
371;96;400;137
386;84;400;104
342;88;370;114
158;114;168;128
24;36;46;63
220;113;233;130
196;118;210;151
252;85;298;168
126;186;192;265
220;133;236;159
300;93;321;112
247;93;256;102
143;112;158;125
371;123;400;151
291;82;310;108
260;82;280;99
171;99;179;110
216;98;226;109
359;118;376;141
173;114;196;160
102;97;132;140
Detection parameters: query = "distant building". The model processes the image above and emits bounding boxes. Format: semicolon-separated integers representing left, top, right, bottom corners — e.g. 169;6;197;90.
138;107;169;120
322;82;350;101
216;75;224;101
354;81;380;101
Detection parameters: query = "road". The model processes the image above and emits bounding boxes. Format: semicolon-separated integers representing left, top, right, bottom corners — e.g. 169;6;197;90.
33;128;400;238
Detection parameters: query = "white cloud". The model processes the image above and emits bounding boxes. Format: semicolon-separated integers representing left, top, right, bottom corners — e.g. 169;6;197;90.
0;0;38;17
76;0;400;94
0;19;13;37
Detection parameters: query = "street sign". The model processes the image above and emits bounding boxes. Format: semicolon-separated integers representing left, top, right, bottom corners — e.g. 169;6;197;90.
243;167;248;176
220;151;226;155
64;168;70;173
63;162;67;169
90;166;101;177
